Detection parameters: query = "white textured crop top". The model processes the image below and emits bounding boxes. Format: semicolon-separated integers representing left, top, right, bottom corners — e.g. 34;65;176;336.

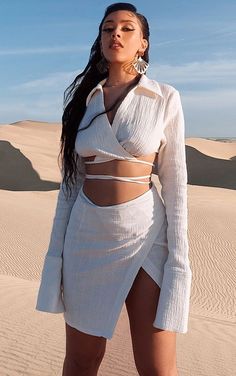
75;74;169;185
75;73;187;187
75;74;165;184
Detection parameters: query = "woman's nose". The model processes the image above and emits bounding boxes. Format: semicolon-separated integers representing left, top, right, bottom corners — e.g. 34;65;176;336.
111;29;121;38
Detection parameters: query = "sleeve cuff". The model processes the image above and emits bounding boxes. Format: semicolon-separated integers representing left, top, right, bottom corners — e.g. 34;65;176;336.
153;268;192;333
35;254;65;313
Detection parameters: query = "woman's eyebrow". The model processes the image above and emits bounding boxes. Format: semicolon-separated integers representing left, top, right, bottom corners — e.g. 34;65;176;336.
103;19;136;24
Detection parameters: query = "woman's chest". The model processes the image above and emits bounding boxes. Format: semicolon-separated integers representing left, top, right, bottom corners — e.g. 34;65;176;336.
76;92;165;157
103;86;126;126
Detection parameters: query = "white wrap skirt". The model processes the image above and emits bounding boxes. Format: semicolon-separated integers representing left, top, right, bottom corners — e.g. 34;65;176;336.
61;182;168;339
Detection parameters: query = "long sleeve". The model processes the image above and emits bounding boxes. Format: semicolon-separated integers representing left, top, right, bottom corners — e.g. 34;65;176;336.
35;155;85;313
153;89;192;333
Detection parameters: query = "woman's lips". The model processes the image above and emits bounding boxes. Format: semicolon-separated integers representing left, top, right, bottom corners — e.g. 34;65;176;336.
109;41;123;49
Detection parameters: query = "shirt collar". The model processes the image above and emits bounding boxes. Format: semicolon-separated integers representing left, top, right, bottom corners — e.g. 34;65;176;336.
85;74;164;106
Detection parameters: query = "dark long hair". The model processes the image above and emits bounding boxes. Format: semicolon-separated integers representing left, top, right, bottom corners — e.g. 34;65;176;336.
59;2;150;197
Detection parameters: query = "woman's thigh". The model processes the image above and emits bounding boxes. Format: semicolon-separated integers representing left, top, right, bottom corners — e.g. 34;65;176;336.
125;267;178;375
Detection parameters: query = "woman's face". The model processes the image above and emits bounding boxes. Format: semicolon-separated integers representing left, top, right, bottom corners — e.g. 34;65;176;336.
100;10;148;65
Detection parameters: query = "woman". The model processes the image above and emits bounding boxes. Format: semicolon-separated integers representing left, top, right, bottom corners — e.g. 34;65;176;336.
36;2;192;375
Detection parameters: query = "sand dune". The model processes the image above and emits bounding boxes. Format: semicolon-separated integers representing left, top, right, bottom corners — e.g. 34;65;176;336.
0;121;235;376
0;121;61;182
186;137;236;160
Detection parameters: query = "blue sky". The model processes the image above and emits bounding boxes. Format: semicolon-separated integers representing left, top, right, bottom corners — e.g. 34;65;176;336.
0;0;235;137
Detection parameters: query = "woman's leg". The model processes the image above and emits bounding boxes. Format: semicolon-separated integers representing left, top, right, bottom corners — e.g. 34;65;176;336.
125;267;178;376
62;323;107;376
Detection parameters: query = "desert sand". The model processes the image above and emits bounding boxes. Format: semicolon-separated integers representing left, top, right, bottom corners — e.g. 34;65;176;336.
0;120;235;376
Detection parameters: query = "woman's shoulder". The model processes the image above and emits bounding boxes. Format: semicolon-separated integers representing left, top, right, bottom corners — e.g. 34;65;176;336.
143;75;179;100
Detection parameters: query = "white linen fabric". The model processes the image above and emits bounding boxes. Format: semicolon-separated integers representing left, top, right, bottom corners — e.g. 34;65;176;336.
62;183;168;339
35;73;192;337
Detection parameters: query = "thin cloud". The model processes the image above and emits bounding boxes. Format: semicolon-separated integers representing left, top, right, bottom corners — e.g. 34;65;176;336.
182;89;236;109
0;45;90;56
152;38;185;47
11;70;82;92
182;89;236;137
149;59;236;86
151;22;236;53
208;24;236;38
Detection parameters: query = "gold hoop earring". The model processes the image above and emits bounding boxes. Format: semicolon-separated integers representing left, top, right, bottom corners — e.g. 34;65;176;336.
132;53;149;74
123;53;149;75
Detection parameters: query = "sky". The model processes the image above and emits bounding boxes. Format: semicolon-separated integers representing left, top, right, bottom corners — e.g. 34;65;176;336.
0;0;235;137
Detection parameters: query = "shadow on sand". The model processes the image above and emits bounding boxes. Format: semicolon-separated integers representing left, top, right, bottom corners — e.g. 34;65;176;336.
0;140;60;191
186;145;236;190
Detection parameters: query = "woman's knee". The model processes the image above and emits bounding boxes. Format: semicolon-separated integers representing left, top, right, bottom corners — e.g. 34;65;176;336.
133;336;178;376
133;339;178;376
67;345;105;368
63;351;105;375
63;323;107;374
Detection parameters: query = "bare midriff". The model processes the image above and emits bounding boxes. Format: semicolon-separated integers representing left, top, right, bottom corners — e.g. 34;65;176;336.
82;152;158;206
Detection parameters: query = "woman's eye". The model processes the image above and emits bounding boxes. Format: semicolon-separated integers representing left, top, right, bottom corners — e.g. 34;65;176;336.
102;26;135;32
123;27;135;31
102;28;113;32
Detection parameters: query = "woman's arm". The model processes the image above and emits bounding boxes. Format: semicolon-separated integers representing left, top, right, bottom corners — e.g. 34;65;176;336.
46;155;85;258
35;154;85;313
153;88;192;333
